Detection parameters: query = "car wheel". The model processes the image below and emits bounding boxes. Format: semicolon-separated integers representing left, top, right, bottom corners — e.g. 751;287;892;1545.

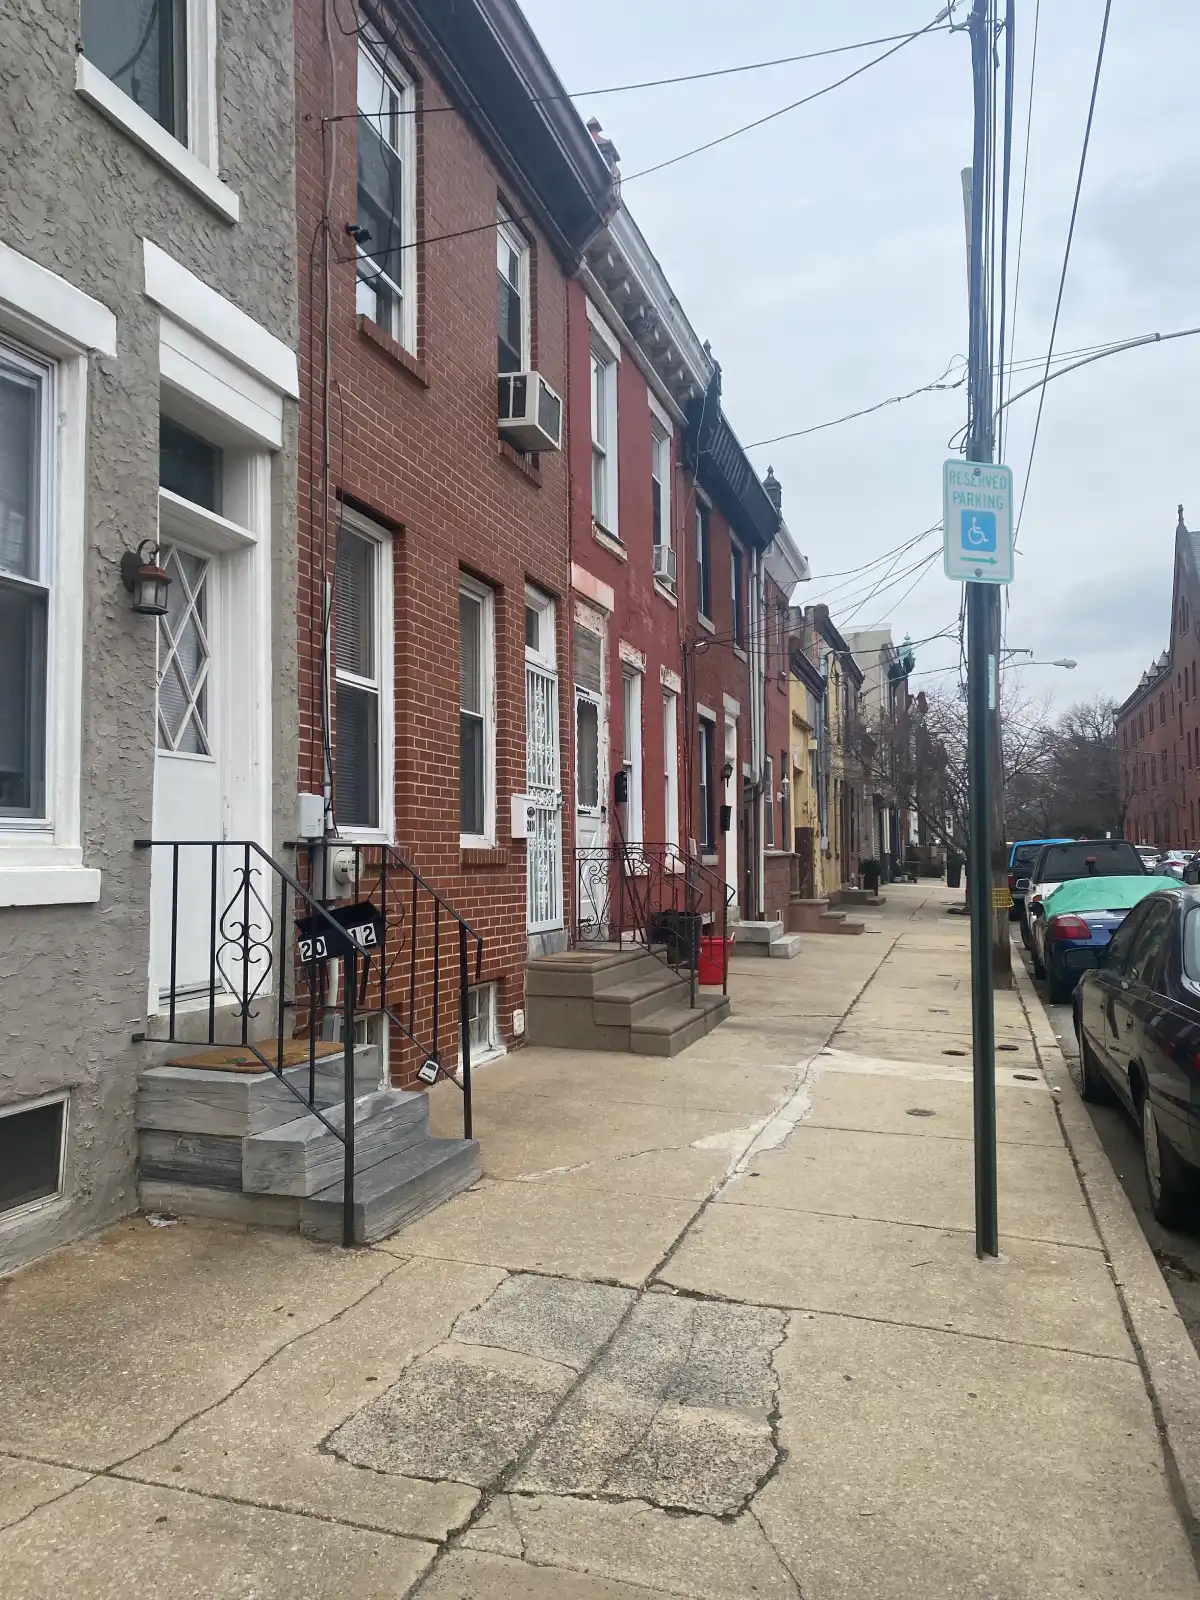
1140;1091;1192;1230
1031;941;1046;979
1077;1027;1109;1103
1020;915;1032;950
1046;966;1072;1005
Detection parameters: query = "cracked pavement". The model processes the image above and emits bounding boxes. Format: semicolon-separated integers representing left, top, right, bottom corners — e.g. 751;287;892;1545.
1;885;1198;1597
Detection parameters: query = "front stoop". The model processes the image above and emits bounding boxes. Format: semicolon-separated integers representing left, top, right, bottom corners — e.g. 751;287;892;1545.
525;948;730;1056
787;897;866;936
135;1042;479;1244
830;887;885;908
729;919;802;960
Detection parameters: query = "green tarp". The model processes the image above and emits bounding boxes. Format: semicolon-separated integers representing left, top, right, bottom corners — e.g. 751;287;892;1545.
1041;875;1165;920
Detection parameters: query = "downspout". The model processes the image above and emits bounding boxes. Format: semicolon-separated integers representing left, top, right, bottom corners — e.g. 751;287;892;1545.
751;548;765;917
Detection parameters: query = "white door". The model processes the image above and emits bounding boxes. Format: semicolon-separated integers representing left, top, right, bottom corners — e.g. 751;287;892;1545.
724;716;738;912
525;662;562;932
150;543;225;1007
575;688;607;938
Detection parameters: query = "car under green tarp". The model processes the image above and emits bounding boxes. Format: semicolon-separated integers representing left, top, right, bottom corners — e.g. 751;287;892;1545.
1041;874;1166;920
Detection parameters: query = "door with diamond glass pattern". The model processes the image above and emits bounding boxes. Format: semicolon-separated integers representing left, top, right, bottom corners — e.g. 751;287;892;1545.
525;663;562;932
150;543;228;1006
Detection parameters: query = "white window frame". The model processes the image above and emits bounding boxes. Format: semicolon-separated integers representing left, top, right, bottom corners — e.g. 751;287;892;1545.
0;247;116;908
731;536;745;652
524;584;556;671
0;1091;70;1227
587;304;621;537
497;207;531;374
460;981;503;1069
459;574;496;848
355;38;417;354
695;493;713;624
663;688;679;851
698;714;717;852
649;393;672;553
621;666;643;848
333;509;395;842
764;755;775;848
75;0;235;223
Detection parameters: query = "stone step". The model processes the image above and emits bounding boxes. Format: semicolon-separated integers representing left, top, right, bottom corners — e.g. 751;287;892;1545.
242;1089;430;1197
524;948;663;999
768;933;803;959
301;1138;481;1244
136;1047;384;1138
729;919;784;945
821;913;865;936
593;969;689;1026
630;994;731;1058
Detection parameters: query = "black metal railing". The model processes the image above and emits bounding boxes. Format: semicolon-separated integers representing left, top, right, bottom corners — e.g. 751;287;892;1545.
134;836;483;1247
570;840;733;1007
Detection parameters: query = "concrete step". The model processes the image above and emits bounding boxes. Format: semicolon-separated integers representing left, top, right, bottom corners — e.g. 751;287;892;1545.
136;1047;384;1138
242;1089;429;1197
301;1138;481;1244
524;948;663;999
821;913;865;936
630;995;731;1057
767;933;802;959
593;969;689;1026
830;888;885;908
729;919;784;946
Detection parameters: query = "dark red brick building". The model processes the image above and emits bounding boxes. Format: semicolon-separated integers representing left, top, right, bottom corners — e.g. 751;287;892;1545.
1118;507;1200;849
294;0;614;1075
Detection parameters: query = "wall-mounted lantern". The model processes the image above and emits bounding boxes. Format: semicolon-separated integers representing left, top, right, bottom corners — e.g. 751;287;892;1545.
120;541;171;617
720;760;734;784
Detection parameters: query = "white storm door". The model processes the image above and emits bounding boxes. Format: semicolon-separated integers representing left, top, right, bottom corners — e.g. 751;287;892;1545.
724;716;738;909
574;687;607;938
525;662;562;932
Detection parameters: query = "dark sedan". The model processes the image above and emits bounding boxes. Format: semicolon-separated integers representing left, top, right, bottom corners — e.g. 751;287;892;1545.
1073;886;1200;1227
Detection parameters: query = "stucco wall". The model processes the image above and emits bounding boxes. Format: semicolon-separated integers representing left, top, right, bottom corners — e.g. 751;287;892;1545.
0;0;298;1272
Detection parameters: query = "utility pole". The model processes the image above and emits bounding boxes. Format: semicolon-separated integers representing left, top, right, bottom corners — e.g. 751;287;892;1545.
965;0;999;1257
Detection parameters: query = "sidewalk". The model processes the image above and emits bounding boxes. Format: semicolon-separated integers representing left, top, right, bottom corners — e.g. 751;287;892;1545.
1;884;1197;1598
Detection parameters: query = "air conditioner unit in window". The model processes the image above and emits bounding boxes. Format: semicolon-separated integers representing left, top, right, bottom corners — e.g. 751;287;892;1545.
498;371;563;452
652;543;677;585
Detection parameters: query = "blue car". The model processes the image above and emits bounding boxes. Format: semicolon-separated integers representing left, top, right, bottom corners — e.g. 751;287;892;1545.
1036;877;1166;1005
1008;837;1072;932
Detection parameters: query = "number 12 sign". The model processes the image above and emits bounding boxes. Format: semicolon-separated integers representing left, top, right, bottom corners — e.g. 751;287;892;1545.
943;460;1015;584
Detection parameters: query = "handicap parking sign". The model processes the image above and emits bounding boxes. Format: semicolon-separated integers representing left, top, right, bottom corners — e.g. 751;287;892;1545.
960;509;997;553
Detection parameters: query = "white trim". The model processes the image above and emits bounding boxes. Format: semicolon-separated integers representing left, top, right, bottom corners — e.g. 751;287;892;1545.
159;488;255;554
723;693;741;716
697;612;715;635
663;686;679;852
0;866;100;907
694;485;713;510
498;209;532;372
618;639;647;671
585;297;622;362
334;510;395;841
188;0;220;172
0;245;116;357
589;339;619;536
459;574;497;848
524;584;557;672
697;703;717;724
621;663;644;847
570;562;614;614
355;38;418;355
659;665;681;694
76;57;239;225
143;240;298;397
647;389;674;433
650;416;671;555
160;319;283;449
0;1091;70;1222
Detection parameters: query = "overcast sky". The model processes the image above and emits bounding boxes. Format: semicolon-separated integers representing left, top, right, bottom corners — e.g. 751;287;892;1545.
519;0;1200;712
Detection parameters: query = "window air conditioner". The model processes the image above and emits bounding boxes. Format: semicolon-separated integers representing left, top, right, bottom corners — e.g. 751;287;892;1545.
652;543;677;585
497;371;563;452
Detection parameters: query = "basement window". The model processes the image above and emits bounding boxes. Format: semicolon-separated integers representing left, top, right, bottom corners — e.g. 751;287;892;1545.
0;1095;67;1219
461;982;501;1066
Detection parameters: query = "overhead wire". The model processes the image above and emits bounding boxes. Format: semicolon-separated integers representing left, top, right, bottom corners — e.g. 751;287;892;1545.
804;528;944;609
863;552;942;629
1014;0;1115;537
1005;0;1041;454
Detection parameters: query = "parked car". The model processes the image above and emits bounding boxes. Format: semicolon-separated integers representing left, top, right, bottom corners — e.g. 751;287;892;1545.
1136;844;1163;870
1073;885;1200;1226
1033;875;1165;1003
1023;838;1146;950
1008;838;1071;925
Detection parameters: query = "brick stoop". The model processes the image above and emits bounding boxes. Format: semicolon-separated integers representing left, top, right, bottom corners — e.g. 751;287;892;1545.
788;897;866;936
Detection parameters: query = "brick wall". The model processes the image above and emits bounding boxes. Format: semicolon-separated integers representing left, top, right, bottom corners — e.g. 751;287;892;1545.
294;6;575;1078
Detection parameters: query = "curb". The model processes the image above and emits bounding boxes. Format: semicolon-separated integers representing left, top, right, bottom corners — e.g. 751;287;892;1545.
1013;957;1200;1554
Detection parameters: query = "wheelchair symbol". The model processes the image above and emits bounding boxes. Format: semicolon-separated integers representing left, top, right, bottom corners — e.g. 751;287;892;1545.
960;509;997;553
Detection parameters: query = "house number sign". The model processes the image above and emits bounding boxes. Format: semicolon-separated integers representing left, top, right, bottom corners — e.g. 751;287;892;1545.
295;901;384;964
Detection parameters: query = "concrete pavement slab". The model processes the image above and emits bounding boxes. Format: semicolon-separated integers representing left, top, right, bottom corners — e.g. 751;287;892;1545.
0;1456;90;1530
451;1272;633;1368
719;1124;1097;1248
118;1256;499;1540
832;1026;1038;1066
378;1177;697;1285
659;1203;1134;1359
462;1491;798;1599
0;1474;435;1598
756;1311;1200;1600
0;1218;392;1469
416;1548;683;1599
520;1144;733;1202
804;1067;1063;1146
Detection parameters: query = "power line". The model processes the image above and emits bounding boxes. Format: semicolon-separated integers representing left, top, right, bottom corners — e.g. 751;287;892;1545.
744;362;966;449
1005;0;1042;452
622;7;959;183
823;547;941;625
803;523;942;584
1014;0;1115;537
806;530;943;610
862;552;941;629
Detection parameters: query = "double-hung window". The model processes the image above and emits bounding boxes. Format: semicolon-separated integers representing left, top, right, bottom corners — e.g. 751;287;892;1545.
334;514;392;834
356;42;416;352
731;543;745;648
698;717;716;851
0;343;53;823
82;0;187;137
764;755;775;848
651;419;671;553
460;576;495;844
621;667;643;846
497;209;530;375
696;501;712;620
590;344;619;534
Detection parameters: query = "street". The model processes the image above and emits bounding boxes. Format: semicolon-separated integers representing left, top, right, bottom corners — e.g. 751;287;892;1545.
1017;935;1200;1350
2;884;1197;1600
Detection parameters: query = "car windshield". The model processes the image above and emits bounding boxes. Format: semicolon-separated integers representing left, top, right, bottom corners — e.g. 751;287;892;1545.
1012;845;1044;871
1037;842;1145;881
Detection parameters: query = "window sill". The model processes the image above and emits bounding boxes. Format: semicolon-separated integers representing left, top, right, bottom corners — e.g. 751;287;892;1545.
593;523;627;562
0;864;101;908
697;613;715;635
653;579;678;609
461;846;509;868
733;645;748;662
700;852;719;866
357;316;428;385
498;439;541;485
75;58;239;223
